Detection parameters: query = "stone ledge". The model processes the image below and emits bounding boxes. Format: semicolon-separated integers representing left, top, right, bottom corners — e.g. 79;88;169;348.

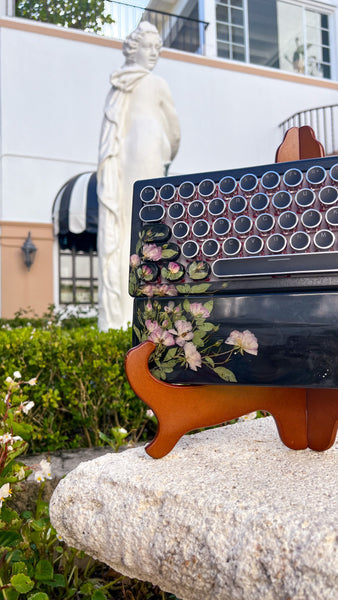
50;417;338;600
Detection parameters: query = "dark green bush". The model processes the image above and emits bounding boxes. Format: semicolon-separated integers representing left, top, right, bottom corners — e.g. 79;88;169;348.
0;324;156;453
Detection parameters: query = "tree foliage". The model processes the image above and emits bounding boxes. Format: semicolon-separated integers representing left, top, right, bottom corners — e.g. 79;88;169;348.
16;0;114;34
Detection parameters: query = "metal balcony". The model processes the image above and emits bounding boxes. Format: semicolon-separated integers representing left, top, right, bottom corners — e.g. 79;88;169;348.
14;0;209;55
279;104;338;156
106;1;209;55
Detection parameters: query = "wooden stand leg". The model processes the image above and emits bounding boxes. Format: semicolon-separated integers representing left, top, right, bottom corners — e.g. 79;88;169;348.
125;342;308;458
306;389;338;451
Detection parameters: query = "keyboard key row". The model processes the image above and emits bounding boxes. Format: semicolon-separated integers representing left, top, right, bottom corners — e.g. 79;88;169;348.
139;187;338;223
139;163;338;204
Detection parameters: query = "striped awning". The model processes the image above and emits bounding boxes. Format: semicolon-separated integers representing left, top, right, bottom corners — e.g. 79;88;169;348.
52;172;98;251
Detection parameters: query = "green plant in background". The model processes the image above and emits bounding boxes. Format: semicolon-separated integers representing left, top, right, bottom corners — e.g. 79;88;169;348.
16;1;113;34
0;320;156;454
0;372;176;599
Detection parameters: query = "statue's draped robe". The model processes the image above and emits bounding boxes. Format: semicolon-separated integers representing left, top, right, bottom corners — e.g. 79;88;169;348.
97;67;148;331
97;65;180;330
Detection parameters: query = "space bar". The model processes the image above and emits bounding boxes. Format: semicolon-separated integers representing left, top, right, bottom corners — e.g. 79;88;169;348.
212;252;338;278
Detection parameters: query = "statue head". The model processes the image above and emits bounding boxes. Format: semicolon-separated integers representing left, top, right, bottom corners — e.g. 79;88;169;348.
123;21;162;70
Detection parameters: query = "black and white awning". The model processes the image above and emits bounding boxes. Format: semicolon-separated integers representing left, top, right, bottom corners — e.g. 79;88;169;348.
52;172;98;251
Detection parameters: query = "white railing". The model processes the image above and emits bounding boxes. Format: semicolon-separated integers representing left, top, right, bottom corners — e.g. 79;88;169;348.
279;104;338;156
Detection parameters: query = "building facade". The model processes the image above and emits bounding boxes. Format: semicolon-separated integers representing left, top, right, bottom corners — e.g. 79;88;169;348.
0;0;337;318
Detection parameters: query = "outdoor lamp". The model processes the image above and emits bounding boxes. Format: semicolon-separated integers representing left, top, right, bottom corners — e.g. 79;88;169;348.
21;232;37;270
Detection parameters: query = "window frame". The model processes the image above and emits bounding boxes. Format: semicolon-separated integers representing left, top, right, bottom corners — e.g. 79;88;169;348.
58;246;98;306
214;0;335;79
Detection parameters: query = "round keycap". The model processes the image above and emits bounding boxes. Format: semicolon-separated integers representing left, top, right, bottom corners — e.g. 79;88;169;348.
301;209;322;229
141;223;171;243
330;163;338;183
266;233;287;253
178;181;195;200
159;183;176;202
219;176;237;196
229;195;247;214
161;242;181;261
278;211;298;231
172;221;189;239
250;193;269;212
234;215;253;235
187;261;211;280
290;231;311;252
202;239;220;258
295;188;315;209
255;213;275;234
198;179;215;198
208;198;225;216
192;220;210;238
239;173;258;193
325;206;338;227
244;235;264;255
319;186;338;206
306;165;326;186
261;171;280;190
188;200;205;218
314;229;335;250
272;191;292;211
136;262;159;282
140;186;157;203
212;217;231;237
223;237;241;256
283;168;303;188
139;204;165;222
181;240;199;259
161;262;185;281
168;202;185;220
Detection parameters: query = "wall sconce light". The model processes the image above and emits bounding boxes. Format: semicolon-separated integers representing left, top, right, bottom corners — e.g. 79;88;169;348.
21;232;37;270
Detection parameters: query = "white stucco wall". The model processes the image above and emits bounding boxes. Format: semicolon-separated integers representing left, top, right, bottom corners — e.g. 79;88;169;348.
0;18;337;224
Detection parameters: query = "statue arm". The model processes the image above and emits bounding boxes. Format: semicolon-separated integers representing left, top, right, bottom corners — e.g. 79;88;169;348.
158;79;181;162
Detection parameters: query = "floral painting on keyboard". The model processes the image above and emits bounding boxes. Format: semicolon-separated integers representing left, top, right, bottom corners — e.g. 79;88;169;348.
133;298;258;382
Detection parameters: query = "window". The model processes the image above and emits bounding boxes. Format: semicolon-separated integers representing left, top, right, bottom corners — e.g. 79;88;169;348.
215;0;333;79
216;0;246;61
59;247;98;305
277;1;331;79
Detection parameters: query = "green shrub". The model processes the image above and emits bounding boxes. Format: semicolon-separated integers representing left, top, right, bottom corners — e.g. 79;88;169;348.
0;372;175;600
0;324;156;454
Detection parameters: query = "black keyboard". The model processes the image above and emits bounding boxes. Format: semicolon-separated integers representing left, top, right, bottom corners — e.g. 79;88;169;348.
129;156;338;297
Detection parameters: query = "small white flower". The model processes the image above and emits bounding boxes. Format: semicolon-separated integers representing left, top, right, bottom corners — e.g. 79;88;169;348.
20;401;35;414
16;466;26;481
238;411;257;422
146;409;154;418
56;533;63;541
34;458;52;483
0;483;12;507
0;433;23;446
27;378;37;386
118;427;127;435
13;371;22;379
5;377;13;384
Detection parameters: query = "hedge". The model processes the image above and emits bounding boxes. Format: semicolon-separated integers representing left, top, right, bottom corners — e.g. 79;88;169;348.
0;324;156;453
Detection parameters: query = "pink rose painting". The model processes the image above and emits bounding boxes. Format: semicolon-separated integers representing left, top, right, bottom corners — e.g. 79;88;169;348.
135;297;259;383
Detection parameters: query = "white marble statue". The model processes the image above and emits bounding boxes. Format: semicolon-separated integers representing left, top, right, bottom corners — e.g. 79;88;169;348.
97;21;181;331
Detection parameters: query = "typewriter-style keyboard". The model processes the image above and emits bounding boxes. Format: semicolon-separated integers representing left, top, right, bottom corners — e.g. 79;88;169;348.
130;156;338;296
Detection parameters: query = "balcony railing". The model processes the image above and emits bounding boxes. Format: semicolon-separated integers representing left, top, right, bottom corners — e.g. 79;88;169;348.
14;1;209;55
279;104;338;156
105;1;209;55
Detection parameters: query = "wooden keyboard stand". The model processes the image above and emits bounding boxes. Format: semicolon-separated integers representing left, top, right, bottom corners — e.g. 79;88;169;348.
125;126;338;457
